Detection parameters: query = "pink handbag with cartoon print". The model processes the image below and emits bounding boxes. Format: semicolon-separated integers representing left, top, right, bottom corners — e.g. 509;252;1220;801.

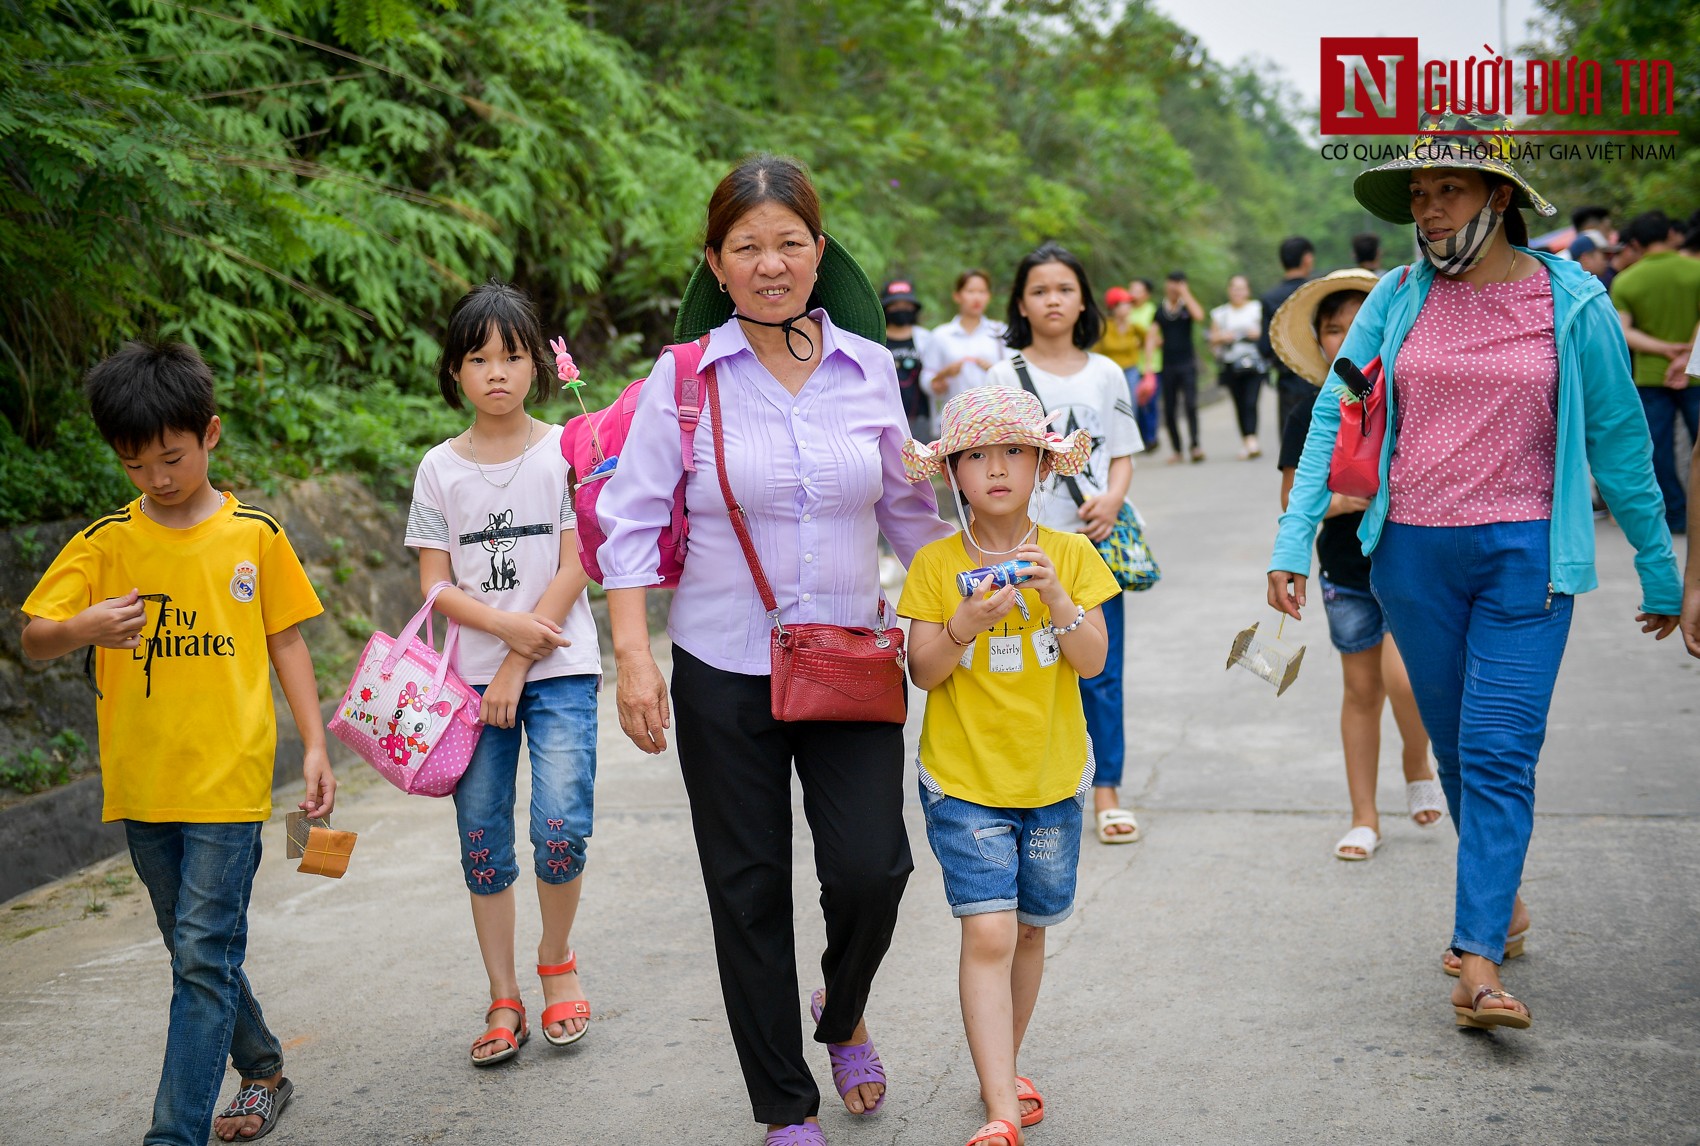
327;581;483;797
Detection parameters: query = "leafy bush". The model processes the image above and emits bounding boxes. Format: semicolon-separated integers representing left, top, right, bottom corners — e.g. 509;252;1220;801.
0;729;86;794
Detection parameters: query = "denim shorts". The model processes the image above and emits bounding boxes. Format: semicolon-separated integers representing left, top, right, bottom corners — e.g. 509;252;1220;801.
918;781;1084;926
1320;576;1389;655
453;673;598;894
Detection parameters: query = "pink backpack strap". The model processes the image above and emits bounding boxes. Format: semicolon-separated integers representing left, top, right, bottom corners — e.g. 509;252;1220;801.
669;335;711;474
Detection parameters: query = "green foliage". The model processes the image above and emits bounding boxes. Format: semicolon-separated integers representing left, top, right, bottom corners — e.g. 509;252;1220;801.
2;0;1403;527
1527;0;1700;217
0;730;85;794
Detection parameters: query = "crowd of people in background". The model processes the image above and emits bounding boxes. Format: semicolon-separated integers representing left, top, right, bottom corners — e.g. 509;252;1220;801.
884;203;1700;544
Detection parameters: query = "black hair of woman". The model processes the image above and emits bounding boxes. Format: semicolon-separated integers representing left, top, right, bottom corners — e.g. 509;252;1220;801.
436;279;551;409
1003;242;1104;351
1479;174;1531;247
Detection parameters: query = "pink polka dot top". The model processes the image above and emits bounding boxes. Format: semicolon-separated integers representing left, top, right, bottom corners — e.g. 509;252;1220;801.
1389;264;1559;526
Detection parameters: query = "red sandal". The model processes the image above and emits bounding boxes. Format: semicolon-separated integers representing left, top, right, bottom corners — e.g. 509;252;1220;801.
1015;1076;1044;1127
965;1119;1022;1146
470;997;527;1067
538;951;592;1047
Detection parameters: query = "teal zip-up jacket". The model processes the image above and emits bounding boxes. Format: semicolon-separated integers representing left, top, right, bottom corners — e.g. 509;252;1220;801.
1269;248;1682;616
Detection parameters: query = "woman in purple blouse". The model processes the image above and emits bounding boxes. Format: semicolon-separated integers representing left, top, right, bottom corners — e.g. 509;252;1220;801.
597;155;951;1145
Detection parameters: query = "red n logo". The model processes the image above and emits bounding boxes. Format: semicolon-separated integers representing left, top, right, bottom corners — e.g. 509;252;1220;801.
1321;38;1418;135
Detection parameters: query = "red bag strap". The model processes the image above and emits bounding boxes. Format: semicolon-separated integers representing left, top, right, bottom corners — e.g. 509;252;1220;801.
704;362;783;624
670;335;710;475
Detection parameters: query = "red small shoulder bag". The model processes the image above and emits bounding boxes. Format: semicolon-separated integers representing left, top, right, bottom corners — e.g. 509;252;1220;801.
1327;355;1387;500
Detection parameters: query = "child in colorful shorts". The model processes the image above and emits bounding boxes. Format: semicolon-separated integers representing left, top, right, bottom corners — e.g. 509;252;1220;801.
897;387;1120;1146
21;341;334;1145
403;280;601;1065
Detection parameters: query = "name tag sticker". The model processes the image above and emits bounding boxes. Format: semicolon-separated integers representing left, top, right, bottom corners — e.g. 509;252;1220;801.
1031;626;1060;667
988;634;1024;673
958;641;975;669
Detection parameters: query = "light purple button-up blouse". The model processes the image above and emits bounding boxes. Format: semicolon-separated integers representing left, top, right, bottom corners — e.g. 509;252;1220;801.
597;311;953;675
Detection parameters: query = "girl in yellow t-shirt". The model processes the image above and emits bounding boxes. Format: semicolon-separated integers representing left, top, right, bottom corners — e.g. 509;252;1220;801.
897;387;1119;1146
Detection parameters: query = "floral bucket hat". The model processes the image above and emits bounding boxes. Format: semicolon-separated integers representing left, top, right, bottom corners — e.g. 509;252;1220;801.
1352;111;1557;225
902;387;1091;483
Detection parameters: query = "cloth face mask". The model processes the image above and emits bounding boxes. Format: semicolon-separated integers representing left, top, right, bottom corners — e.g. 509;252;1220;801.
1415;200;1502;276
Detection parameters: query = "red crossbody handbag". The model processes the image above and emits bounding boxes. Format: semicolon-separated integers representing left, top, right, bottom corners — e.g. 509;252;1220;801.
1327;355;1387;500
704;362;908;724
1327;264;1408;500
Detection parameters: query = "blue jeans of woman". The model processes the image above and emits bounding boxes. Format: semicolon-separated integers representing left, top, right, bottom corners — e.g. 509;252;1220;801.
453;673;599;893
1081;591;1125;788
124;820;282;1146
1370;521;1573;962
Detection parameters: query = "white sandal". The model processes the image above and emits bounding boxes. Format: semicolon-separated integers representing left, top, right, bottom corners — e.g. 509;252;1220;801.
1096;807;1141;844
1333;825;1380;860
1406;778;1446;827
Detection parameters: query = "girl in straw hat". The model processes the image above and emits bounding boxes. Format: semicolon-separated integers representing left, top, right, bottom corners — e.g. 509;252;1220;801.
1267;114;1682;1033
898;387;1117;1146
1268;269;1439;862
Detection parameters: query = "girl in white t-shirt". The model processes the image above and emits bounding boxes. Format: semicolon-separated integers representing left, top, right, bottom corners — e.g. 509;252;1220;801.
403;281;601;1067
986;242;1143;848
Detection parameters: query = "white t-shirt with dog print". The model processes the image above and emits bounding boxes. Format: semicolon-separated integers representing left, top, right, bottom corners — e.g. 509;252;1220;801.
405;423;600;685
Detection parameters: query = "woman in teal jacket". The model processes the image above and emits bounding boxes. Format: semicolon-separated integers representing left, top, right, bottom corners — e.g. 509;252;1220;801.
1266;115;1682;1034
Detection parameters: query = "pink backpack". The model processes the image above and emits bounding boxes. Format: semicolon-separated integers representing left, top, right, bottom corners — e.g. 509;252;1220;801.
561;338;708;587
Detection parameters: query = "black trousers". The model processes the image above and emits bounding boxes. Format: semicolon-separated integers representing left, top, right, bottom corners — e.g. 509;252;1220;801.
1221;364;1263;437
671;646;913;1126
1160;363;1199;452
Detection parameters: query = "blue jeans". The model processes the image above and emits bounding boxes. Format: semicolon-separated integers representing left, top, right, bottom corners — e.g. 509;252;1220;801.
1081;591;1125;788
1123;365;1159;448
918;781;1085;926
1370;521;1573;962
1319;577;1390;654
453;673;599;893
124;820;282;1146
1637;386;1700;532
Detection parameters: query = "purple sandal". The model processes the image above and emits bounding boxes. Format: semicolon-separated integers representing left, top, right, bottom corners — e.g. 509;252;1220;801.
810;988;887;1115
766;1125;827;1146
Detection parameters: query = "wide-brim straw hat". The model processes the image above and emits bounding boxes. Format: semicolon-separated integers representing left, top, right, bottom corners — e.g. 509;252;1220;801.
902;387;1092;482
1353;112;1557;225
674;233;886;343
1269;269;1383;387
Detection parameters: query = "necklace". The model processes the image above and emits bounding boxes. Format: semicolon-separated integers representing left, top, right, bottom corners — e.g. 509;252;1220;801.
967;518;1036;558
465;418;536;489
1501;250;1520;282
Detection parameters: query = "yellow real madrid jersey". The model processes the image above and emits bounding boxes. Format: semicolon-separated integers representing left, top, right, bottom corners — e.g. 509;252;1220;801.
22;494;322;822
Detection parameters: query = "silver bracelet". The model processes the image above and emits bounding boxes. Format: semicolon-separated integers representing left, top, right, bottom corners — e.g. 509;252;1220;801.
1050;604;1086;635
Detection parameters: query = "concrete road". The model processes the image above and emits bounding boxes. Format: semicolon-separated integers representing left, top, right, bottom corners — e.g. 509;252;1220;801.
3;389;1697;1145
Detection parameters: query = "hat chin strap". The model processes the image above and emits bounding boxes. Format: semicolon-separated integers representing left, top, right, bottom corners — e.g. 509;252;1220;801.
734;310;815;362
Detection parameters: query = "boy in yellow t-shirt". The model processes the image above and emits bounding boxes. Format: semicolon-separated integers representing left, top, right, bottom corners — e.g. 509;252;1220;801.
897;388;1118;1146
20;341;332;1145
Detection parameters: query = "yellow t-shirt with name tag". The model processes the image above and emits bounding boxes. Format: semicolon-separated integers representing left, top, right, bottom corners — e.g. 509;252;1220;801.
22;494;321;823
897;527;1119;808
